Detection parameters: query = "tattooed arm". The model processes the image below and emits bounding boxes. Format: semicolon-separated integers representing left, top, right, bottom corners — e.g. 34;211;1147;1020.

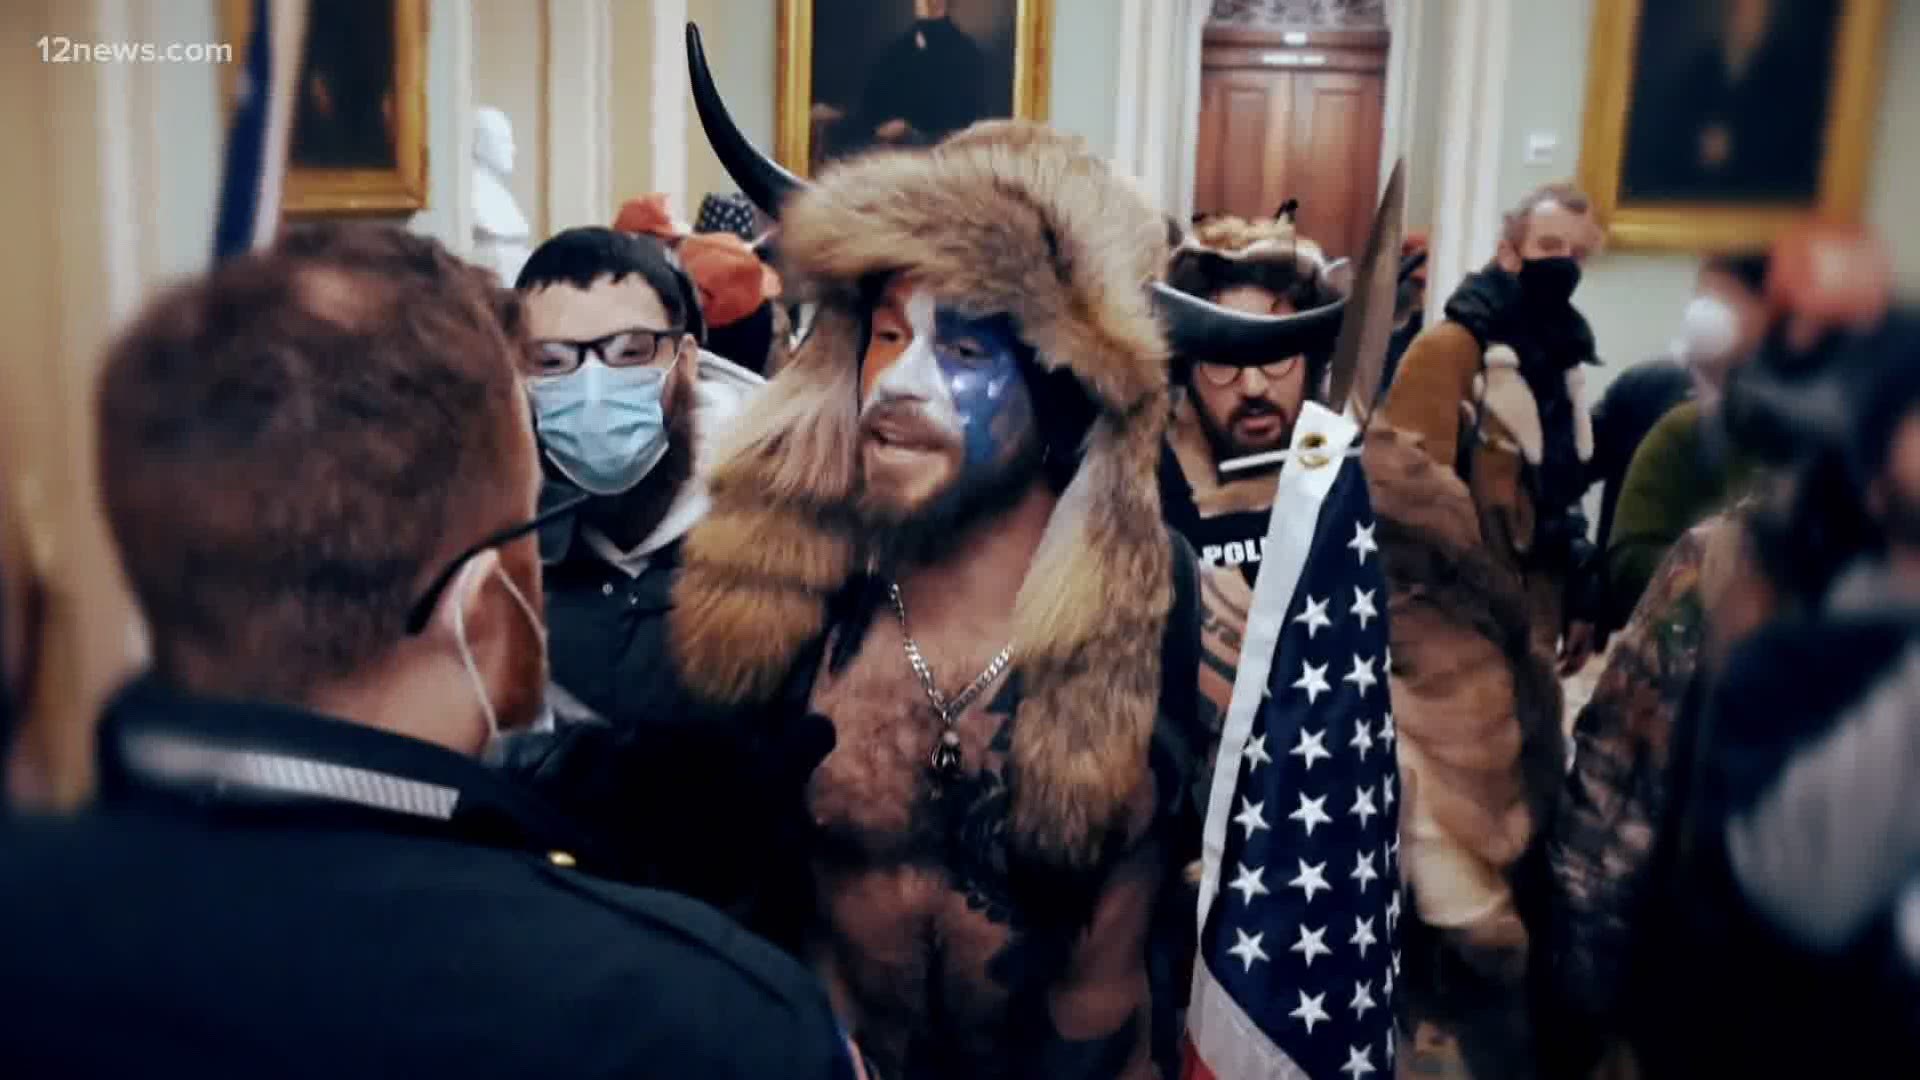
1195;566;1252;775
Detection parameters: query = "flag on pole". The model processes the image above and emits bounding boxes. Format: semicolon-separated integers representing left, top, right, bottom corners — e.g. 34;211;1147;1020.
212;0;308;261
1185;401;1401;1080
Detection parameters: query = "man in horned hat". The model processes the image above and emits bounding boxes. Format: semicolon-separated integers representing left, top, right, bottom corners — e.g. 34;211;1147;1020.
678;26;1253;1079
1160;206;1347;593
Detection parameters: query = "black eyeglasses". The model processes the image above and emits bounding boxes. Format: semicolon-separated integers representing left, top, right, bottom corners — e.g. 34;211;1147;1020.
529;327;686;377
1196;356;1303;388
403;490;592;635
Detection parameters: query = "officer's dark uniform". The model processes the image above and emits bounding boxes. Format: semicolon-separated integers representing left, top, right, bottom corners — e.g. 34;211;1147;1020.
0;677;855;1079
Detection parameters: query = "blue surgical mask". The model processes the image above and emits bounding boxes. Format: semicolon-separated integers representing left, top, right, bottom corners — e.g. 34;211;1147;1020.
527;358;674;495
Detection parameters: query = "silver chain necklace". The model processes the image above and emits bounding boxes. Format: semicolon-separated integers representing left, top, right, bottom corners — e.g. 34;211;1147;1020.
887;582;1013;778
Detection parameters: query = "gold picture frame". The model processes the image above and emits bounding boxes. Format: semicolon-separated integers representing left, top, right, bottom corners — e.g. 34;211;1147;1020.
220;0;429;215
1577;0;1887;253
777;0;1053;176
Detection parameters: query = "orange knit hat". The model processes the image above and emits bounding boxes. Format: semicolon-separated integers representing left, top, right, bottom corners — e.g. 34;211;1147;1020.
613;194;781;327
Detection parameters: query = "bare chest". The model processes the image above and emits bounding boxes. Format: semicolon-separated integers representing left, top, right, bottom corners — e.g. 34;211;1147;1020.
806;616;1020;879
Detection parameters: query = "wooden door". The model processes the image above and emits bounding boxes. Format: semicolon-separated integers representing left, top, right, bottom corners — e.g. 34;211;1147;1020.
1193;28;1387;260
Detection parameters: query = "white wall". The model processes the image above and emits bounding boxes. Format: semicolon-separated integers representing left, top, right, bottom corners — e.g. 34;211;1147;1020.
472;0;549;239
406;0;472;250
1050;0;1122;157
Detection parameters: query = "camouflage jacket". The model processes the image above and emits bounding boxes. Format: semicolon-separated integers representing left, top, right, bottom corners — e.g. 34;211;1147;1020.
1540;514;1745;1067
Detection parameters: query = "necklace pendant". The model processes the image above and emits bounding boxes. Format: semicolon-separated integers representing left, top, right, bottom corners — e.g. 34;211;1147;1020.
930;728;963;778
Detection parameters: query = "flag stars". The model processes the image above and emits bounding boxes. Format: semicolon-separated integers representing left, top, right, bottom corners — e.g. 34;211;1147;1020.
1291;923;1332;967
1340;1043;1377;1079
1349;719;1376;759
1343;655;1379;698
1350;785;1380;828
1295;594;1332;638
1228;862;1269;905
1387;889;1403;933
1349;980;1378;1019
1350;915;1379;958
1382;773;1395;811
1351;849;1380;893
1289;990;1331;1034
1289;792;1332;837
1289;859;1331;903
1348;521;1378;565
1350;587;1378;629
1381;712;1395;746
1289;727;1331;770
1234;797;1270;839
1242;733;1272;773
1228;928;1269;972
1295;660;1331;704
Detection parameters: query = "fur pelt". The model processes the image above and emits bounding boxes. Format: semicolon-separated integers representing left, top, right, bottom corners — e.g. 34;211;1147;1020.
1360;424;1565;962
1467;345;1595;467
669;121;1176;868
1166;212;1336;307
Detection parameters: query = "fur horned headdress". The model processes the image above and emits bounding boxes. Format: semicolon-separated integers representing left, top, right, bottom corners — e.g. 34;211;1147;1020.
1169;202;1341;315
673;26;1175;867
1157;202;1352;375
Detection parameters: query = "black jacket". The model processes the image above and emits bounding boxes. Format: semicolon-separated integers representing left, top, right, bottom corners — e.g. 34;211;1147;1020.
0;678;853;1080
544;534;686;726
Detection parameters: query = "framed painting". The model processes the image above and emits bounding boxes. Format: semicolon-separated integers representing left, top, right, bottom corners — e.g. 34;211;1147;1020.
221;0;429;214
777;0;1053;175
1577;0;1887;252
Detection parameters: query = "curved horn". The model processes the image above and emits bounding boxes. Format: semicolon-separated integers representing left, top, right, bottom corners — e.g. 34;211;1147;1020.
1151;283;1348;368
686;24;805;218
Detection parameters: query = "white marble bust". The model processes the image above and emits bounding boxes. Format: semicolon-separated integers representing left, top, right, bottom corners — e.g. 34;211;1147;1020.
471;105;531;286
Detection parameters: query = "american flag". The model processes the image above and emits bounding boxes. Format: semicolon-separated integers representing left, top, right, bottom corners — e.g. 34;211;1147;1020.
1185;402;1401;1080
212;0;307;262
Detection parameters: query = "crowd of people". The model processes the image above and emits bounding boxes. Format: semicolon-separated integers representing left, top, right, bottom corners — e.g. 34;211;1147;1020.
0;30;1915;1080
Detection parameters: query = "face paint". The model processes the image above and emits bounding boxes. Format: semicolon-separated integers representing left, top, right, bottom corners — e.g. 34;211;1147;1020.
863;288;1036;475
858;282;1041;533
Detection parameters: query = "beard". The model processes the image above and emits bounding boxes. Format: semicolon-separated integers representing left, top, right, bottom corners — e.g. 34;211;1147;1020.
856;430;1046;571
1197;394;1296;461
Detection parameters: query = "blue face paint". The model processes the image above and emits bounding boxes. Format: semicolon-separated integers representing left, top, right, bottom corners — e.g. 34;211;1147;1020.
929;307;1036;474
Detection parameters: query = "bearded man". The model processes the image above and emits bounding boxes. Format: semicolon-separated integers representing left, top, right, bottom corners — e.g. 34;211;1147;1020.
1160;208;1346;588
676;29;1267;1078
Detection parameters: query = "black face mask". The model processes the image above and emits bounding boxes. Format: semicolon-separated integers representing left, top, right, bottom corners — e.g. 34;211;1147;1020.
1518;255;1582;307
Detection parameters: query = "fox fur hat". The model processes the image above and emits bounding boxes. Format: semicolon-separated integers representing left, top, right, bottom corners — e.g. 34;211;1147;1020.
1168;202;1340;311
669;118;1177;869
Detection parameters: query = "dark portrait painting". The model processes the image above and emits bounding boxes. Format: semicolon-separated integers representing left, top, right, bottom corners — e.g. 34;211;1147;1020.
782;0;1049;174
222;0;427;213
1579;0;1884;251
293;0;399;170
1621;0;1839;204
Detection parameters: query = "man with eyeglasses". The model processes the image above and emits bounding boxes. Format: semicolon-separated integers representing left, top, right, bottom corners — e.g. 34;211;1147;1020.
493;227;832;934
0;224;857;1077
1159;208;1346;590
511;227;765;728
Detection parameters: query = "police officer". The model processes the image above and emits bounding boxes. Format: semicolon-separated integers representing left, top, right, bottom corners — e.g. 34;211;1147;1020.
0;225;855;1078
